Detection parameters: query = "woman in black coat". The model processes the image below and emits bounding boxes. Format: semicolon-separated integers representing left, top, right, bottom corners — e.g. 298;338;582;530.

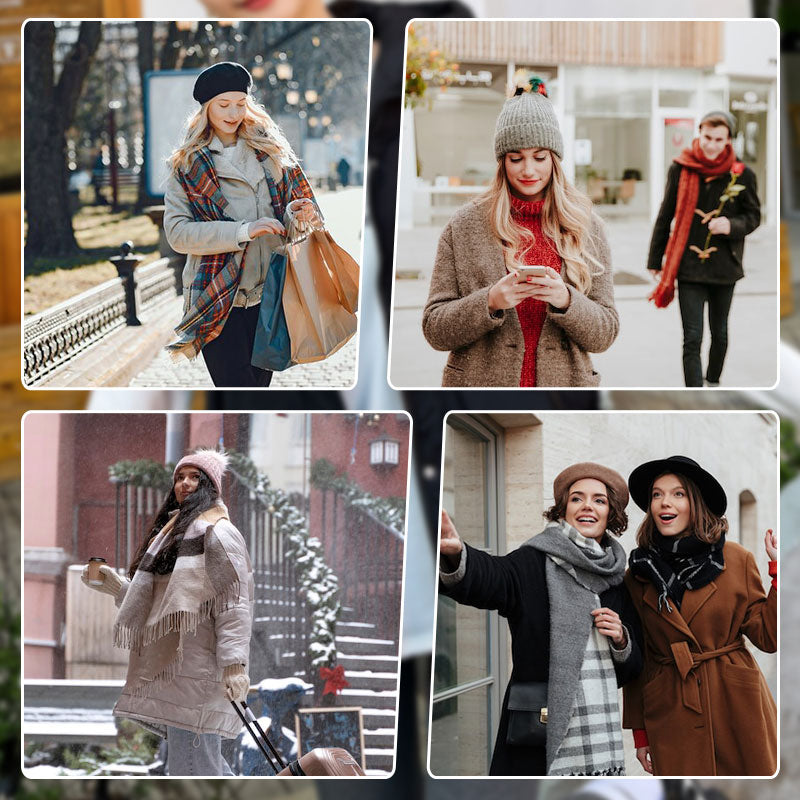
438;462;642;776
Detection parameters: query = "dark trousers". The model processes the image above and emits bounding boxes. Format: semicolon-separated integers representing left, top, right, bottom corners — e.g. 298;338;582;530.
677;281;736;387
201;305;273;388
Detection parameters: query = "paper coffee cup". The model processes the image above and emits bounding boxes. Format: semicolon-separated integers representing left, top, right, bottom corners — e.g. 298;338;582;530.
87;557;107;586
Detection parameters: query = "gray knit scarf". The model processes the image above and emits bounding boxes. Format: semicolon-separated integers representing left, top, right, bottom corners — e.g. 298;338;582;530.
524;520;627;774
114;504;241;697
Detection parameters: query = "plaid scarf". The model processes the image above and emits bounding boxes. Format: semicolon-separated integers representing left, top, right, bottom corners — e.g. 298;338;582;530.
166;145;318;360
629;531;725;612
113;504;243;697
525;521;627;775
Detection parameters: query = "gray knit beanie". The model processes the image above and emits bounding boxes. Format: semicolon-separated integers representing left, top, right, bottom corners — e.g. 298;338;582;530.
699;109;737;137
494;78;563;160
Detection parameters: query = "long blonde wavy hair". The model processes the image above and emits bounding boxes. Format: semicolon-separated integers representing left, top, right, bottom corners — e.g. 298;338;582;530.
168;93;298;174
483;154;602;294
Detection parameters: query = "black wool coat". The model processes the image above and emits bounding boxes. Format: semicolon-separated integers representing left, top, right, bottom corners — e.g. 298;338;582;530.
647;162;761;285
439;541;643;776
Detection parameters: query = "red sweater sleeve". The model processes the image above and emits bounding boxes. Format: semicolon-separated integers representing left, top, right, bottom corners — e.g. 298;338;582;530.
769;559;777;589
633;729;649;748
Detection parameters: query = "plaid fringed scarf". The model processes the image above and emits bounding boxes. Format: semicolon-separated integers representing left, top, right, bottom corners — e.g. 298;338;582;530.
166;145;318;361
629;531;726;612
113;505;241;697
526;520;627;776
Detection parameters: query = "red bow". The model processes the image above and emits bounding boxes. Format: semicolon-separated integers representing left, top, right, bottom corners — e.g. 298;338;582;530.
320;665;350;695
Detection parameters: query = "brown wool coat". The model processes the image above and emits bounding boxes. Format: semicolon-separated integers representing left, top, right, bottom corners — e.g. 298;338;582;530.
422;199;619;387
623;541;777;776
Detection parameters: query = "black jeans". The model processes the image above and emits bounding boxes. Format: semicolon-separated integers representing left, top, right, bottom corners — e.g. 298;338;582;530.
201;305;273;388
677;281;736;387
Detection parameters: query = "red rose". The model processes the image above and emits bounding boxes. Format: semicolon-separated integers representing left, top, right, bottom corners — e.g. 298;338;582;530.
731;161;745;175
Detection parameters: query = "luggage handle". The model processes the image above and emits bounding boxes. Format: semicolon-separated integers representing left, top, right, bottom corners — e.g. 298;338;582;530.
230;699;288;773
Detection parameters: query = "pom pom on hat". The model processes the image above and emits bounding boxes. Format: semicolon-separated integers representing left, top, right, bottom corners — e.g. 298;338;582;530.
512;76;549;98
494;74;563;160
173;449;229;496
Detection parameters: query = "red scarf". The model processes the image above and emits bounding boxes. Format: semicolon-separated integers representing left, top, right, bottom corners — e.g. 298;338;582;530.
649;139;735;308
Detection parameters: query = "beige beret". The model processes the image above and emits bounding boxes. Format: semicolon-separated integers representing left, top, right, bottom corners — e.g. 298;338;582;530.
553;462;629;507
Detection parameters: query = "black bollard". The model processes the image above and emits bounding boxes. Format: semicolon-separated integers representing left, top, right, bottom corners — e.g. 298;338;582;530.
110;240;144;326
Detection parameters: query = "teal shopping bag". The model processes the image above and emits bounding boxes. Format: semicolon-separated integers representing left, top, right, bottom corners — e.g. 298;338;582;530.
251;251;293;371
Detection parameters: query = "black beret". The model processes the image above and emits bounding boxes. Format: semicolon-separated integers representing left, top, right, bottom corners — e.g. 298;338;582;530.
193;62;252;105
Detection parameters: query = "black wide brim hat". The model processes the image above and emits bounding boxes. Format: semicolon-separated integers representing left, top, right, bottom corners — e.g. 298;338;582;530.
628;455;727;516
193;62;252;105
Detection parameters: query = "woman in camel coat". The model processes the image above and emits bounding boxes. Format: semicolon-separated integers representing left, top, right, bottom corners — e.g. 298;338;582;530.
622;456;777;777
422;78;618;388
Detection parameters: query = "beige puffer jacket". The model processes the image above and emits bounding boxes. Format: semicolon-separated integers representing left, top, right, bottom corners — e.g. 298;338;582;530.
163;135;291;311
112;506;254;738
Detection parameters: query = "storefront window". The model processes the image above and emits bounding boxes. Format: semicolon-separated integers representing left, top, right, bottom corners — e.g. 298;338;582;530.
431;417;502;776
565;65;652;115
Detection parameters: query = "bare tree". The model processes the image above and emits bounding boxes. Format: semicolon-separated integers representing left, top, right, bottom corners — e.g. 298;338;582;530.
24;21;102;262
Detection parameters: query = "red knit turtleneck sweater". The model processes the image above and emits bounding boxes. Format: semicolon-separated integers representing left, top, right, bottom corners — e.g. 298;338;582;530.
510;196;563;387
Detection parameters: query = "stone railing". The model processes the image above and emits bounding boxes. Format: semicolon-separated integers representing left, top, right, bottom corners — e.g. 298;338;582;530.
23;254;179;385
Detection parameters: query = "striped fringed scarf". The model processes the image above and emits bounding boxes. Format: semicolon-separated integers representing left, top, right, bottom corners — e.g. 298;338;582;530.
113;505;240;697
166;145;320;361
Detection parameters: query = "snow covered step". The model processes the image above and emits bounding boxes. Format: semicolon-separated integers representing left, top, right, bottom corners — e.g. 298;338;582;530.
363;748;395;772
335;620;376;633
337;652;399;672
361;708;398;731
343;670;399;691
363;727;397;749
338;687;398;709
335;635;396;656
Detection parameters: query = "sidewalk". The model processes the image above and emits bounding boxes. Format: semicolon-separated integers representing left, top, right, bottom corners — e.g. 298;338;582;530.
390;216;779;389
38;186;365;389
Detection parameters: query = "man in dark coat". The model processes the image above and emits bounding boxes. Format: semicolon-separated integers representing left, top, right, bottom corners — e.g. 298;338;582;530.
647;110;761;387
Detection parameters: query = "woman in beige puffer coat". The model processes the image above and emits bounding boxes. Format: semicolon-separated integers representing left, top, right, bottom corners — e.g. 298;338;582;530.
82;449;254;776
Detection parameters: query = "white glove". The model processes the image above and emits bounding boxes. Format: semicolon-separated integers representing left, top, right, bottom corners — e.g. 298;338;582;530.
81;564;125;600
223;664;251;703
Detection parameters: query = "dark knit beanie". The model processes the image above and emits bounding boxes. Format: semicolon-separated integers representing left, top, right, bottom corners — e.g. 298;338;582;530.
700;109;737;137
494;77;563;160
193;62;252;105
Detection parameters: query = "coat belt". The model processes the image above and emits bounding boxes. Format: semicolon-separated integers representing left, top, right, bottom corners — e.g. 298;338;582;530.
655;639;745;714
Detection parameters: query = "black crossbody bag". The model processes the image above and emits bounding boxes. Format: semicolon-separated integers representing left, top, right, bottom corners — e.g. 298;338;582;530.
505;682;548;747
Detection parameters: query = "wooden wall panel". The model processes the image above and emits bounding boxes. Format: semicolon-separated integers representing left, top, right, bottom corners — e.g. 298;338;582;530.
414;20;722;69
0;193;20;325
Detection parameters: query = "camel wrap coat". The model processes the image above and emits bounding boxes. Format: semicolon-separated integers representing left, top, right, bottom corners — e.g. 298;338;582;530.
622;541;777;776
422;199;618;387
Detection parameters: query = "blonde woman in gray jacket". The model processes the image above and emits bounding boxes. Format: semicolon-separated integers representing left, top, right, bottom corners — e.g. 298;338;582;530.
164;62;320;387
422;78;618;388
82;450;254;776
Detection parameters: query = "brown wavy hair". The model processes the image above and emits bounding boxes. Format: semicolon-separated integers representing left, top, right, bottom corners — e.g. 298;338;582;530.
544;482;628;537
635;472;728;548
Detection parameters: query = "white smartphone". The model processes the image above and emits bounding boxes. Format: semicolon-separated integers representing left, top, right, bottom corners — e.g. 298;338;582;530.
515;265;548;280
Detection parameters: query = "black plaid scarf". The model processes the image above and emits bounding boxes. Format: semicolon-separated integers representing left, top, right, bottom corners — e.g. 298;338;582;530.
628;531;726;612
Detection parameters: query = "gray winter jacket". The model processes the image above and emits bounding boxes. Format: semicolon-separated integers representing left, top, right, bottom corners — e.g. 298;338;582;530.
112;506;254;738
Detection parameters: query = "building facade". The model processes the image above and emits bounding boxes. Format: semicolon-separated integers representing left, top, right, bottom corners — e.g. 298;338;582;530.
430;411;778;776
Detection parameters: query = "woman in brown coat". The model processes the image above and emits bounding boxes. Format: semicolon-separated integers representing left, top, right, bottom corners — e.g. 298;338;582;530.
622;456;777;777
422;77;618;388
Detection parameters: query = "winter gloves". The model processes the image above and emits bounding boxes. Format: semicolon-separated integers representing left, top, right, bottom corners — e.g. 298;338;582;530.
223;664;251;703
81;564;127;602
